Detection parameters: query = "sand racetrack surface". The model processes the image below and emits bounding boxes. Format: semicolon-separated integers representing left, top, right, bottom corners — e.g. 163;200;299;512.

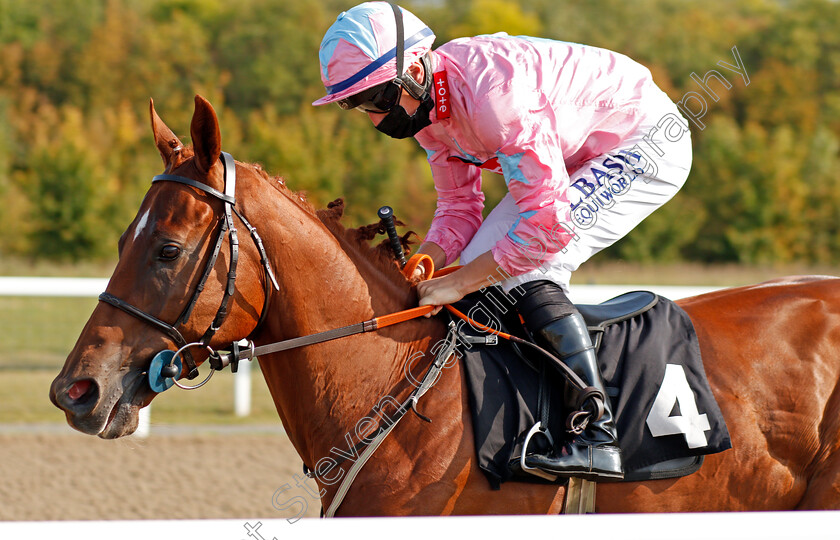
0;430;322;521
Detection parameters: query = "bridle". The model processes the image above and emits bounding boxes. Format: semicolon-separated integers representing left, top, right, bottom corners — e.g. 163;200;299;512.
98;152;278;380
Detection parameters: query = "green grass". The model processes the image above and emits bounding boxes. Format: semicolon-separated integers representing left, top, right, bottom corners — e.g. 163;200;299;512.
147;365;280;425
2;367;281;425
0;296;99;369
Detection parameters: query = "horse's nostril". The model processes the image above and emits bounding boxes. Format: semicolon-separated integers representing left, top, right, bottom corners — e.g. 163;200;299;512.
66;378;97;408
69;379;91;400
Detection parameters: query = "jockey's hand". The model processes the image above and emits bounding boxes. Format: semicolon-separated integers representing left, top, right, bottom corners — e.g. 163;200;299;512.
416;250;502;317
417;275;465;317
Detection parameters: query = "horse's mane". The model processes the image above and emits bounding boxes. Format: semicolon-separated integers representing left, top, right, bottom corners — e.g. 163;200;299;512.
246;161;418;288
317;199;420;288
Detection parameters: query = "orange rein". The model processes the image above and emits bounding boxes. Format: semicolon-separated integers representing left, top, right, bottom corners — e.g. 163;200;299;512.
214;254;516;370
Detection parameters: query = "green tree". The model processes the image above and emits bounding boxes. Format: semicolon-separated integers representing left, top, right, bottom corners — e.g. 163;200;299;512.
449;0;542;38
19;109;110;261
0;0;838;264
212;0;331;116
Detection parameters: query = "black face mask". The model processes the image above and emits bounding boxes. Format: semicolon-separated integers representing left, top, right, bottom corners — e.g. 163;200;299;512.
374;93;434;139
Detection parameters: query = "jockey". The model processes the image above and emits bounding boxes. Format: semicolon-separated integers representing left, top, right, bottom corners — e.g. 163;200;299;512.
313;2;692;481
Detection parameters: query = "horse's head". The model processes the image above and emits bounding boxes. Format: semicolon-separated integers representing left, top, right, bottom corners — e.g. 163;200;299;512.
50;96;270;438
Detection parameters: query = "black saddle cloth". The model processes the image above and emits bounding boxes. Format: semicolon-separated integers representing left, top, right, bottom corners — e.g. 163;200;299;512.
451;287;731;489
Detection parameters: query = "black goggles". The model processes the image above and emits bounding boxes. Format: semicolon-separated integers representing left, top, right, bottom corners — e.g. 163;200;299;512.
337;80;403;113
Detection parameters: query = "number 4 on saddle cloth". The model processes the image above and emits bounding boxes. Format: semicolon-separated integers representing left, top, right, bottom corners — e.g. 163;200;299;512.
449;288;732;489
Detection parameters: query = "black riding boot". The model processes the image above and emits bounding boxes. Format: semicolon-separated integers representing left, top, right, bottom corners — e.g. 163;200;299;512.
526;312;624;480
516;281;623;481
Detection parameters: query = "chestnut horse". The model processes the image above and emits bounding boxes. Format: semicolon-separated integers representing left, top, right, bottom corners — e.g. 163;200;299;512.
51;96;840;514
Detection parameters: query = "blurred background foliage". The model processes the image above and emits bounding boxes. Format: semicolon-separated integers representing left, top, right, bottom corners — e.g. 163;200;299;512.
0;0;838;265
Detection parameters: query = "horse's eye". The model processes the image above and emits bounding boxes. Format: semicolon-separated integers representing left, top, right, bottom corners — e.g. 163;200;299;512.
159;244;181;261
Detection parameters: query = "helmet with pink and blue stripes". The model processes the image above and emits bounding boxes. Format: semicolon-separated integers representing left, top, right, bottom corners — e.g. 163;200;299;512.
312;2;436;106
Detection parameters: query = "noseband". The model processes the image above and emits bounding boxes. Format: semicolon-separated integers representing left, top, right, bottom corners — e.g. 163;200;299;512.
99;152;278;380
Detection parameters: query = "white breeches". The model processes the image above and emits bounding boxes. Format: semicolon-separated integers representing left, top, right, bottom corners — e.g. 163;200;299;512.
460;99;693;293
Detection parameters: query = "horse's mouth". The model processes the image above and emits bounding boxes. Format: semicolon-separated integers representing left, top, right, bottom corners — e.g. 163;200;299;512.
55;369;149;439
53;363;154;439
97;372;150;439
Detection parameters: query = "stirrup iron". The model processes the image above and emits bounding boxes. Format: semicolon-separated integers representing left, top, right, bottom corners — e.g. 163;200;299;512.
520;422;558;482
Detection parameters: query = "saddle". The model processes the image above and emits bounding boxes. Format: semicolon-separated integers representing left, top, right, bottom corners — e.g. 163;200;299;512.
450;287;732;489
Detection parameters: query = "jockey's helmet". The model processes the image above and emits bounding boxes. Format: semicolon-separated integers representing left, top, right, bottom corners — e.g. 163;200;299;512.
312;2;435;108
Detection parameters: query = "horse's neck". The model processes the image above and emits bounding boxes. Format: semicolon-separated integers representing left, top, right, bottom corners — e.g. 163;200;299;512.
243;183;439;467
265;201;412;338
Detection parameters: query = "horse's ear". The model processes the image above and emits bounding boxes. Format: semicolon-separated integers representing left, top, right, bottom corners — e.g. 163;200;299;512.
190;95;221;175
149;98;184;170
